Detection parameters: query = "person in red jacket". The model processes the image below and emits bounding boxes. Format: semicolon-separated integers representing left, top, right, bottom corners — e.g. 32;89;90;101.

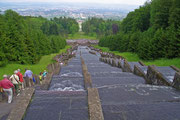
16;69;24;90
0;75;14;103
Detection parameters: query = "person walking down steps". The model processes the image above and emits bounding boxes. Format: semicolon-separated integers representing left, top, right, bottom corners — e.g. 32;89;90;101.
10;71;20;96
0;75;14;103
16;69;24;90
24;69;33;87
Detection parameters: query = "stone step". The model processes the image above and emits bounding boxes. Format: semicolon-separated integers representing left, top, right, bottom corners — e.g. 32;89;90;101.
87;67;123;73
91;77;145;87
98;84;180;120
102;102;180;120
49;77;85;91
98;84;180;105
24;91;88;120
60;67;83;74
90;72;139;78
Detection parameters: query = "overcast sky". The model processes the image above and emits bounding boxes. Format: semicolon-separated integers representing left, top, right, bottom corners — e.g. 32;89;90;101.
1;0;147;5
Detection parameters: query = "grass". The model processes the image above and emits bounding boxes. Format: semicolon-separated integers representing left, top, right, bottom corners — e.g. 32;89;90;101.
0;46;71;80
144;58;180;68
68;32;98;40
94;45;140;61
93;45;180;69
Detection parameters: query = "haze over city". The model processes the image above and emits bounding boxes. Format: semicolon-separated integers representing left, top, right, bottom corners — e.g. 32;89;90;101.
1;0;147;5
0;0;148;20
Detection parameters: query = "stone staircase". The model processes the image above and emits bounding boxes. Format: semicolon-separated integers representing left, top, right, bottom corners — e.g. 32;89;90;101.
82;47;180;120
24;47;89;120
23;46;180;120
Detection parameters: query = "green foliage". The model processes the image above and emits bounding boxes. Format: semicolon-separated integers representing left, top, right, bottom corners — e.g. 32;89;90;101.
0;10;75;66
68;32;97;40
82;18;120;37
41;17;79;36
98;0;180;61
0;46;71;80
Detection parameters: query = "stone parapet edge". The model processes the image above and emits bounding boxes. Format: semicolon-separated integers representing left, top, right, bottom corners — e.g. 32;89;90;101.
88;88;104;120
7;88;35;120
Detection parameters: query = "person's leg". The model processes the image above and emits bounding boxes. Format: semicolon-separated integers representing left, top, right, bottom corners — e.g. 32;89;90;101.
30;77;34;86
8;88;13;103
16;84;19;94
22;82;24;89
14;84;19;95
3;88;13;103
28;78;31;87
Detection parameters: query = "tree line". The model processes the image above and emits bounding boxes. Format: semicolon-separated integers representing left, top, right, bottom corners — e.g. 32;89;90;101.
0;10;79;66
96;0;180;60
82;18;121;37
41;17;79;36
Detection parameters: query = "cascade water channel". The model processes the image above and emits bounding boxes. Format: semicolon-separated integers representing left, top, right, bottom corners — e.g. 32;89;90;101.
23;46;180;120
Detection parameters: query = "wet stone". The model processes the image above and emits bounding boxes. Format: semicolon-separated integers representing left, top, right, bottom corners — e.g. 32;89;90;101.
49;78;84;91
98;84;180;105
102;102;180;120
91;77;145;87
128;62;141;71
155;66;176;83
87;67;122;73
24;91;88;120
90;72;137;78
138;66;148;75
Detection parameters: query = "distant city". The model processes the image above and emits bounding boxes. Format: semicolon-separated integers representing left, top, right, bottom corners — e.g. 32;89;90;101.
0;2;140;20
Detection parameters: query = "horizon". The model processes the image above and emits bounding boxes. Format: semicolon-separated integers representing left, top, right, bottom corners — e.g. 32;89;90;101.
0;0;147;6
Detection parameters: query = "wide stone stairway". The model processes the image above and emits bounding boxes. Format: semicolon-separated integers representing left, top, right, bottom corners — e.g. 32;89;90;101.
24;47;88;120
23;46;180;120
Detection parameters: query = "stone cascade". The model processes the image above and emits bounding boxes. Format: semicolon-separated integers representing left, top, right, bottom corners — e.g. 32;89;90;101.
84;46;180;120
23;47;89;120
4;46;180;120
100;55;180;89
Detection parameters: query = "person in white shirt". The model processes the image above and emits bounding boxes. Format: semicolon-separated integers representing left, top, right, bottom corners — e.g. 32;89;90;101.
10;70;20;95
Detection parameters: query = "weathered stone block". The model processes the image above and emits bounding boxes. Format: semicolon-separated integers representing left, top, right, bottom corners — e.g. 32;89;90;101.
111;59;116;67
107;58;111;64
99;57;103;62
117;61;122;68
146;66;171;86
139;61;145;66
89;51;96;55
123;60;132;72
133;65;147;81
171;65;180;72
173;72;180;89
